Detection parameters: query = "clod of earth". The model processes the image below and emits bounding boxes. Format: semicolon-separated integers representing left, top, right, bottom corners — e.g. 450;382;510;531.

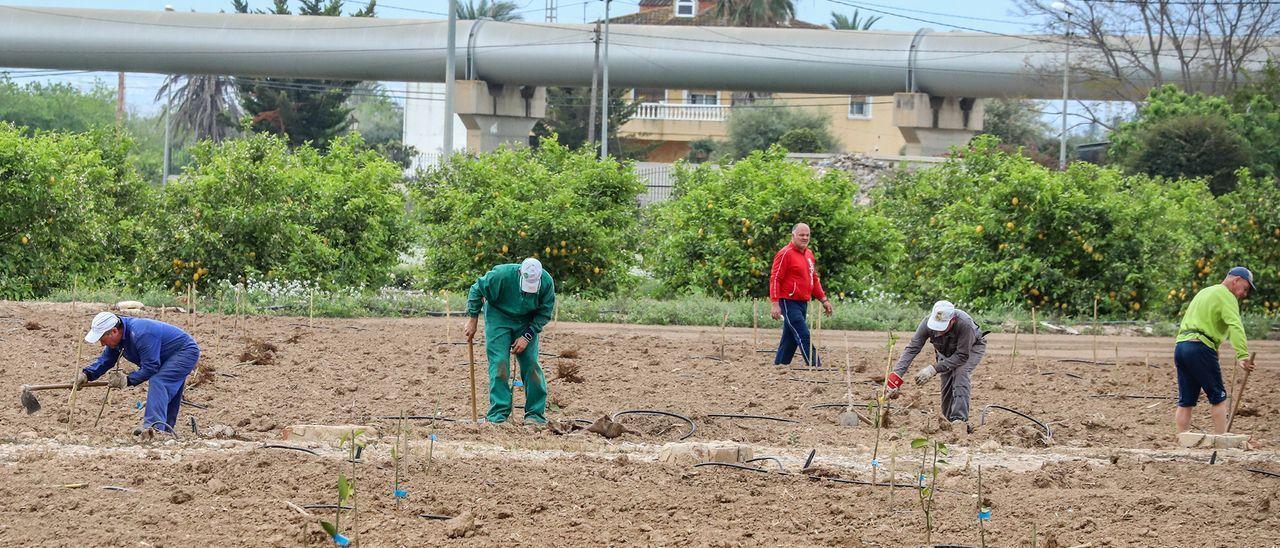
558;348;581;359
169;490;193;504
239;338;278;365
555;361;584;383
22;320;41;330
444;511;476;539
585;416;626;438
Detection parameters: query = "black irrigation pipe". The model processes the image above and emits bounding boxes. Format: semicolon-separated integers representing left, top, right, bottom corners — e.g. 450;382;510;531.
218;372;239;378
1039;371;1085;380
706;413;800;424
372;415;459;422
809;402;901;411
1247;468;1280;478
1088;394;1174;400
260;444;320;457
978;405;1052;440
181;399;209;409
420;513;455;520
693;461;919;488
422;311;468;317
611;409;697;440
744;456;786;472
303;504;354;511
787;377;877;385
1056;359;1116;366
786;366;844;372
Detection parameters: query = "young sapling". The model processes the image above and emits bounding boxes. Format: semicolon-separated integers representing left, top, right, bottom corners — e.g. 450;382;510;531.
912;436;948;543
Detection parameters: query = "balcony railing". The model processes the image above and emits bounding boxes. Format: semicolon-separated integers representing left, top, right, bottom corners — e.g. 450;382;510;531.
634;102;729;122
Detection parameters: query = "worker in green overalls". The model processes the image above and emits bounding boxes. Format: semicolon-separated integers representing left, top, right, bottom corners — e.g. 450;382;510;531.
464;258;555;424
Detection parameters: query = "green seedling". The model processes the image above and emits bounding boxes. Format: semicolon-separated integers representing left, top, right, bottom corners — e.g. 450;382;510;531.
319;472;353;546
911;436;948;544
392;411;407;508
977;464;989;548
871;330;899;485
338;428;366;546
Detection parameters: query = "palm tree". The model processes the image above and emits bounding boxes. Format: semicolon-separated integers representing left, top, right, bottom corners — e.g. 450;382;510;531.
830;9;881;30
456;0;523;21
155;74;241;143
713;0;795;27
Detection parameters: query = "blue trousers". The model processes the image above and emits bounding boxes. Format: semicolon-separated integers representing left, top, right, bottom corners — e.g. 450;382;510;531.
142;344;200;433
774;299;820;366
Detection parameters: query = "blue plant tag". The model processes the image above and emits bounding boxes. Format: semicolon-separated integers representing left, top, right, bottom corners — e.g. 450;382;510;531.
870;459;881;468
429;433;438;442
394;489;408;499
918;474;926;487
333;533;350;546
979;509;992;520
134;401;143;410
513;379;524;388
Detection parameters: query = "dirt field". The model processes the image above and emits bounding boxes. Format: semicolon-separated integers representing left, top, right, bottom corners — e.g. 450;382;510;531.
1;300;1278;547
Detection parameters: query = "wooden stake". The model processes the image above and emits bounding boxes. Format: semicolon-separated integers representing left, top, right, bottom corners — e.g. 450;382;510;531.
719;311;727;361
815;311;822;360
67;340;83;431
1009;324;1019;372
752;299;759;348
309;286;315;329
1031;307;1038;362
888;441;897;502
444;290;451;344
189;281;196;331
93;386;112;428
468;340;478;423
71;275;78;313
1092;296;1099;363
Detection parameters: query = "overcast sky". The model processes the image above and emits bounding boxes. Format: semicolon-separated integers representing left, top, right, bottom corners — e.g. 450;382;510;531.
0;0;1044;115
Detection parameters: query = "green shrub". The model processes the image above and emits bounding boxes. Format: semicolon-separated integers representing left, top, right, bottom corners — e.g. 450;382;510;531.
0;124;153;298
724;102;836;159
876;135;1215;316
647;145;901;298
776;127;826;153
138;132;410;290
411;138;645;295
685;138;721;164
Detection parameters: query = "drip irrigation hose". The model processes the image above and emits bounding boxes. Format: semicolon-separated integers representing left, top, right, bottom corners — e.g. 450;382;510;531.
571;418;595;425
978;405;1052;440
1247;468;1280;478
181;399;209;409
372;415;459;422
786;366;843;372
419;513;455;520
260;443;320;456
611;409;697;440
1088;394;1173;400
1055;359;1115;366
804;449;816;469
1039;371;1085;380
809;402;900;411
744;456;786;472
693;461;919;488
303;504;354;510
706;413;799;424
786;377;871;385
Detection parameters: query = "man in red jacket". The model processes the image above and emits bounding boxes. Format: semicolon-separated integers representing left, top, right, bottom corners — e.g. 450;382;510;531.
770;223;833;366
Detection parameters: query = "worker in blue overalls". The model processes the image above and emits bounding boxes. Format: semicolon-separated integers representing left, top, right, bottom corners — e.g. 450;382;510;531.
76;311;201;440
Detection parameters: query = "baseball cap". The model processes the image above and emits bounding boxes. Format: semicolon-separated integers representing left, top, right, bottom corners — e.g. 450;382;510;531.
519;258;543;293
1228;266;1256;291
85;311;120;343
926;300;956;331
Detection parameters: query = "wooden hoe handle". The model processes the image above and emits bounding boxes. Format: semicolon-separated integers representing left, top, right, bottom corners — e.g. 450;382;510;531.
24;381;108;392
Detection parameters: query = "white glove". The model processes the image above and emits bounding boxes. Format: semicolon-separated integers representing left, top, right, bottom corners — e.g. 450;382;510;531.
106;370;128;390
914;364;937;385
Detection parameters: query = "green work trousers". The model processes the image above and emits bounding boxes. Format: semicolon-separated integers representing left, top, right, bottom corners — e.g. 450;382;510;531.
485;322;548;424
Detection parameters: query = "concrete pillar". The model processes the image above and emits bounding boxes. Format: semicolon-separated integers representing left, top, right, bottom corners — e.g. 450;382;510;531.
454;80;547;152
892;92;984;156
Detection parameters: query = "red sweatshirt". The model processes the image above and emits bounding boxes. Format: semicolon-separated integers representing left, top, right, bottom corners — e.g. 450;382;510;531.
769;244;826;302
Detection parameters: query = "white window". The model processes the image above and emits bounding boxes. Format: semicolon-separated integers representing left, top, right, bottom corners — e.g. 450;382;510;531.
674;0;695;17
848;96;872;119
687;90;719;105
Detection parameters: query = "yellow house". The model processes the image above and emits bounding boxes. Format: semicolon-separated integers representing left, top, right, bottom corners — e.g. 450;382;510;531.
611;0;908;162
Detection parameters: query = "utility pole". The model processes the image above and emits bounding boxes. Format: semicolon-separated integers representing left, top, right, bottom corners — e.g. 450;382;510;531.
587;22;601;144
600;0;611;160
162;83;173;185
444;0;457;157
1052;2;1071;170
116;72;125;124
545;0;558;22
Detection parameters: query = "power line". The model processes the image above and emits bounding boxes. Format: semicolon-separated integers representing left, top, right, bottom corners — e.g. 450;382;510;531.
0;5;448;31
826;0;1027;25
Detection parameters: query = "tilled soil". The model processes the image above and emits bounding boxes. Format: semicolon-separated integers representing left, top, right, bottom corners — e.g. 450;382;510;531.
1;301;1278;546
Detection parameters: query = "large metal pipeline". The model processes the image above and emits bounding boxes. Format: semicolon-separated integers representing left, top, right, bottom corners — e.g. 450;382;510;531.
0;5;1270;99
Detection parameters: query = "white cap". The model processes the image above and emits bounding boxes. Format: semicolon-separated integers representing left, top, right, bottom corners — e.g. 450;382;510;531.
85;311;121;343
519;258;543;293
926;300;956;331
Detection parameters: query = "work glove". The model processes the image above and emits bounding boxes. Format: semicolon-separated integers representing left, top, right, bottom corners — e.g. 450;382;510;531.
73;371;89;389
914;364;937;385
885;371;904;398
106;370;128;390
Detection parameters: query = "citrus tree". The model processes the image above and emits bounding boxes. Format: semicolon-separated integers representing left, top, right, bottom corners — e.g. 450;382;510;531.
1212;170;1280;315
0;124;153;298
138;132;410;290
647;145;901;298
876;136;1215;316
411;138;645;295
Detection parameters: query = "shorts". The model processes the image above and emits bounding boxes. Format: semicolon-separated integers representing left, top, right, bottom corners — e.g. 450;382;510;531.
1174;340;1227;407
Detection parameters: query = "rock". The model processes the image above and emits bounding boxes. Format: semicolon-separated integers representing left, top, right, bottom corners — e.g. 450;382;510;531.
800;153;892;205
979;440;1002;451
113;300;146;311
1177;432;1251;449
169;490;193;504
657;442;754;465
838;411;864;428
207;478;229;495
203;424;237;439
444;511;476;539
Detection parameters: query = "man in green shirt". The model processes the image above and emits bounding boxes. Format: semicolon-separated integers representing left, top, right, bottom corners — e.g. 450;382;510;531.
464;258;556;424
1173;266;1257;435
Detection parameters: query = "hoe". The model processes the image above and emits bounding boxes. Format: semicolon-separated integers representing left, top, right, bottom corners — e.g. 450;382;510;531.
20;381;108;414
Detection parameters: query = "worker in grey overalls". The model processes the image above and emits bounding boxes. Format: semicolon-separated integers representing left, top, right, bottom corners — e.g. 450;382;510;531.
887;300;987;431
